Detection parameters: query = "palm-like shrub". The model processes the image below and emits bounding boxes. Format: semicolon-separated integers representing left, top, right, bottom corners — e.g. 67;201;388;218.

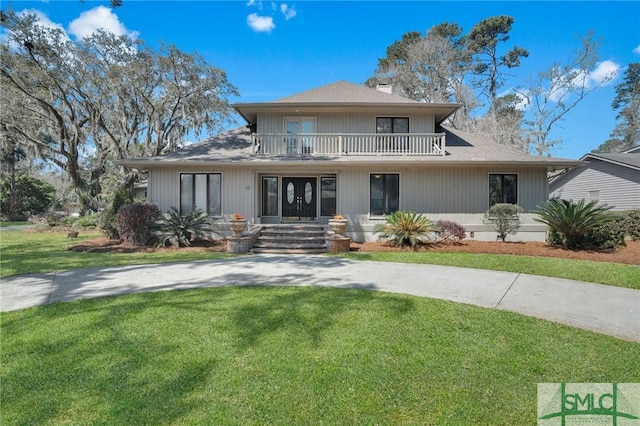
533;198;613;250
151;207;214;249
373;211;435;248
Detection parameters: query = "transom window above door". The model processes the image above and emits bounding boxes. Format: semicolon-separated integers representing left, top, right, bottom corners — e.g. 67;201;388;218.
376;117;409;133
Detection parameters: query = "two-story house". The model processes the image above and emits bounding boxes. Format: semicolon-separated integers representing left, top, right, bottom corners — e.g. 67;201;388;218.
120;81;582;244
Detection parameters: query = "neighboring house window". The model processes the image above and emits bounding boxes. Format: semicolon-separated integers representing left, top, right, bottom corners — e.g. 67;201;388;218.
588;190;600;201
370;173;399;215
180;173;222;215
489;173;518;206
320;176;336;216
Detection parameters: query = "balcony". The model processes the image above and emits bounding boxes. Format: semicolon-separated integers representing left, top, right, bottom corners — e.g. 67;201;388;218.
252;133;446;156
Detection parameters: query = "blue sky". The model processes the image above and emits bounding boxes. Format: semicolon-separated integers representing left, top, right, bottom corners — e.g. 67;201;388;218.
3;1;640;159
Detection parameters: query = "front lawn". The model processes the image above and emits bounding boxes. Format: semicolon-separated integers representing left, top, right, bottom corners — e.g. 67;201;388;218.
0;221;30;227
2;286;638;425
0;230;232;278
339;251;640;290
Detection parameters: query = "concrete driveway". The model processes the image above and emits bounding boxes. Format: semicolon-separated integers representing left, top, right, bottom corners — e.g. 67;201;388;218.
1;255;638;342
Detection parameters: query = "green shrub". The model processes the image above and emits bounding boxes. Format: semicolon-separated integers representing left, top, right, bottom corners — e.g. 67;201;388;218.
435;220;466;243
621;209;640;241
75;213;100;229
99;188;133;239
0;173;55;220
483;203;523;242
583;214;627;250
373;211;435;248
116;203;161;246
152;207;215;249
533;199;614;250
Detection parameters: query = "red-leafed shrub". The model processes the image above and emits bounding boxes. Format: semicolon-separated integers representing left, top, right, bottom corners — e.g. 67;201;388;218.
435;220;466;243
116;202;160;246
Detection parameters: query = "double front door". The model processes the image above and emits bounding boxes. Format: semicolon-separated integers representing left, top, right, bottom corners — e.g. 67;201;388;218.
282;177;317;221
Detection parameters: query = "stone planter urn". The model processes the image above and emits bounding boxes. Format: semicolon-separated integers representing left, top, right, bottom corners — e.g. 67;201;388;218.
228;219;248;237
326;235;351;253
328;217;348;236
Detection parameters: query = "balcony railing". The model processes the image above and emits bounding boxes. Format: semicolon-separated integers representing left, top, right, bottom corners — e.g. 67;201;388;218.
252;133;446;156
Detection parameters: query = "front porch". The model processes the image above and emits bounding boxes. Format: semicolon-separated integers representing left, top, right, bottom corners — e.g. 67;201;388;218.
252;133;446;156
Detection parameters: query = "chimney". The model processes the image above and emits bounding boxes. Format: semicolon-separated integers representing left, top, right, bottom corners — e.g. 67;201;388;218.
376;83;393;94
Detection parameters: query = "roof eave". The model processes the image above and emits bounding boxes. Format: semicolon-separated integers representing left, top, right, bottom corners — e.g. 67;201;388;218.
233;102;462;125
118;157;586;170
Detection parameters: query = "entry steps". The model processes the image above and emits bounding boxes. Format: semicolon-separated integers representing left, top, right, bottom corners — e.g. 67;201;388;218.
252;224;327;254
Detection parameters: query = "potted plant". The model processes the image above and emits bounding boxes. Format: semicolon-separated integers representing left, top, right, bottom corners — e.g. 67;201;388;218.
228;213;248;237
328;214;348;236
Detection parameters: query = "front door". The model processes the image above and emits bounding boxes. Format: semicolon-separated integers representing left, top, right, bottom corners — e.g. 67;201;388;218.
282;177;317;221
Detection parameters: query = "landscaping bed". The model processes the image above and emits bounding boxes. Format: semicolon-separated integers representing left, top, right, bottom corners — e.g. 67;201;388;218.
68;236;640;266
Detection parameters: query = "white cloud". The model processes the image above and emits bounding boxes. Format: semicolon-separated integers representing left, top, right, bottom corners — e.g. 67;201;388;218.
68;6;138;39
24;9;67;33
588;60;620;87
280;3;297;20
634;44;640;55
0;9;69;47
247;13;275;33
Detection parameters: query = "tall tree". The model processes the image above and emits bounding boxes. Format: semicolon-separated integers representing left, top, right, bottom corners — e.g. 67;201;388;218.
594;63;640;153
517;32;616;156
1;10;238;211
366;23;475;127
471;93;526;150
465;15;529;110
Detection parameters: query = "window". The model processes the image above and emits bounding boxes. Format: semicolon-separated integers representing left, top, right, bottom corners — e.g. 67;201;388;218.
261;177;278;216
489;173;518;206
376;117;409;151
370;173;399;215
284;117;316;154
320;176;336;216
376;117;409;134
180;173;221;215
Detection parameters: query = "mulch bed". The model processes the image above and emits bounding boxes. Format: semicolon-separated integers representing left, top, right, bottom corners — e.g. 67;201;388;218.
68;236;640;266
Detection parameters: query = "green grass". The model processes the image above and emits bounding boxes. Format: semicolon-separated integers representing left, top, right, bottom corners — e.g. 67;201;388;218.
1;230;638;289
0;230;232;278
2;286;638;425
0;221;30;227
338;251;640;290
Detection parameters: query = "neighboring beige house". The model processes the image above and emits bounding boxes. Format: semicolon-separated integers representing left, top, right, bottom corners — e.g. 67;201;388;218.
121;81;582;243
550;146;640;211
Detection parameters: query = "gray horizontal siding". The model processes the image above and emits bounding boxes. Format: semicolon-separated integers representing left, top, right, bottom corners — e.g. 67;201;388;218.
550;160;640;210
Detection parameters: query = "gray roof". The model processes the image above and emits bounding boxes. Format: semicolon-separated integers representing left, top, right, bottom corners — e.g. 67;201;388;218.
582;152;640;170
233;81;461;125
120;125;582;170
274;81;420;104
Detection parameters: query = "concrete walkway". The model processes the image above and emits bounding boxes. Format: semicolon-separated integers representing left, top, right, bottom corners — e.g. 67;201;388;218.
1;255;639;342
